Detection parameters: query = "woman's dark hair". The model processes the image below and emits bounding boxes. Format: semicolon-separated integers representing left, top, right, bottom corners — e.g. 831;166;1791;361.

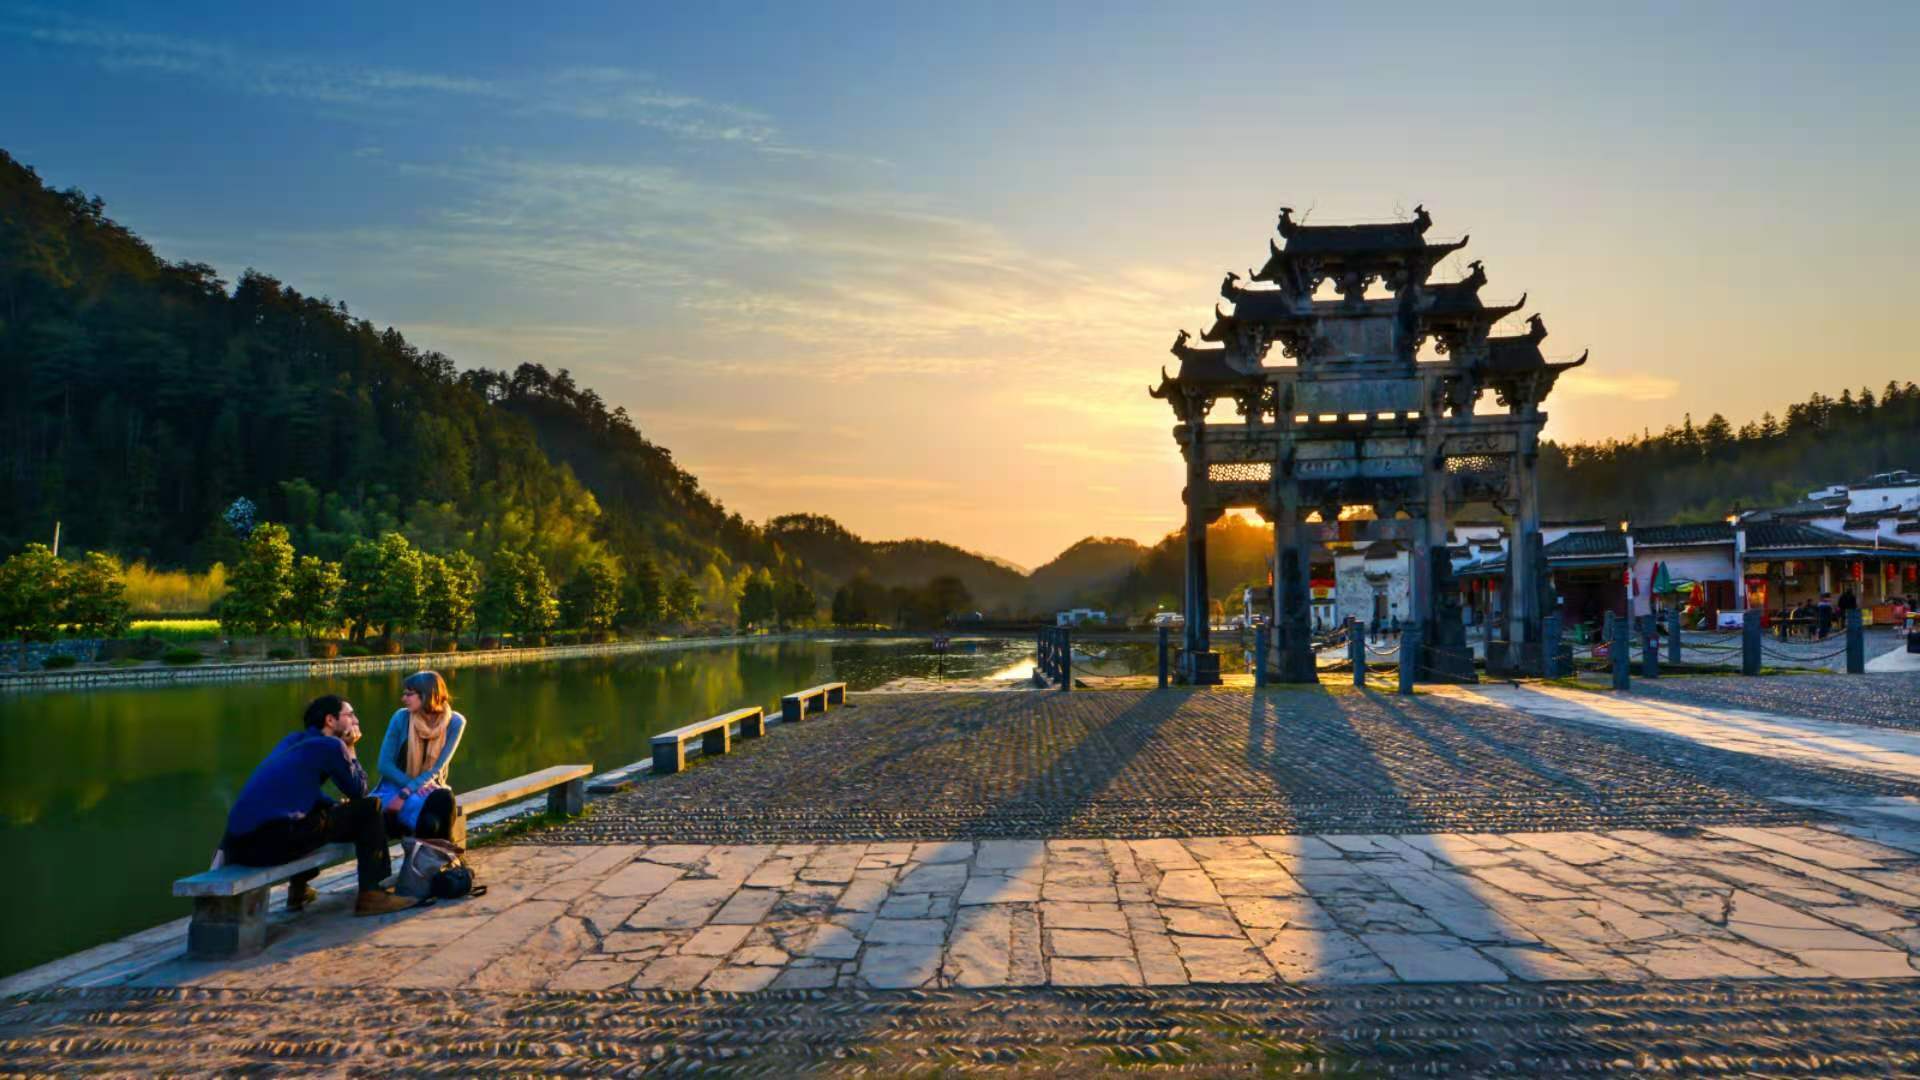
304;694;347;730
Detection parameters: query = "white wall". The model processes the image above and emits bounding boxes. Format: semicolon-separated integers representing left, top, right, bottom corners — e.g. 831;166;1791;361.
1631;546;1737;616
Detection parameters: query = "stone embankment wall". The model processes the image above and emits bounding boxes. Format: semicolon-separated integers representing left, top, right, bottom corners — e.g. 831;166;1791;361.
0;639;101;670
0;633;808;692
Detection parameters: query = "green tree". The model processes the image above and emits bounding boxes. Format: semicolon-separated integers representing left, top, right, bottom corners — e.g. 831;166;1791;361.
65;551;131;638
773;577;816;628
737;568;776;630
366;532;424;641
560;556;623;634
338;538;383;640
0;544;67;667
479;549;558;639
666;574;700;623
220;522;295;635
284;555;343;638
421;550;479;642
621;552;665;628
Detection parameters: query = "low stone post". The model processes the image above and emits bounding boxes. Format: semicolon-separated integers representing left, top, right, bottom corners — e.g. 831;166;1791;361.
1640;614;1659;679
1846;608;1865;674
1157;626;1169;689
1253;625;1268;688
1543;611;1564;678
1397;625;1420;696
1667;607;1682;665
1611;613;1631;691
1742;609;1762;676
1348;617;1365;687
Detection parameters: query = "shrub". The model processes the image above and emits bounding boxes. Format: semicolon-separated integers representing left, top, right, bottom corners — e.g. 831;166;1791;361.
340;643;371;658
267;647;295;660
41;653;78;670
163;647;202;665
307;640;341;659
123;562;227;616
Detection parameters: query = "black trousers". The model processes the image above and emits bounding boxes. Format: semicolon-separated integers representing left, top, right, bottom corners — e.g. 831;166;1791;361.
384;788;457;842
224;796;392;892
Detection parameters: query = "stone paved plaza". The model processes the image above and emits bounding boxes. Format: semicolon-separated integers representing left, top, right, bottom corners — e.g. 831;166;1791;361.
542;688;1920;842
8;677;1920;1074
1626;670;1920;731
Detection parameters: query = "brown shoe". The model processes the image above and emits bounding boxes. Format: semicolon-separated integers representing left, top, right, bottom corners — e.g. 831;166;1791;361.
287;884;318;911
354;889;415;916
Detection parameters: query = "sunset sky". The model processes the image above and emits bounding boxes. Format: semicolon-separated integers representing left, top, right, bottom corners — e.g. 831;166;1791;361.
7;3;1915;567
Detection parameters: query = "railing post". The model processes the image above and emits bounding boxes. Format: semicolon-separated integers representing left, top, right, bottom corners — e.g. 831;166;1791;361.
1640;614;1659;679
1847;608;1865;674
1611;613;1631;691
1061;628;1072;691
1543;610;1564;678
1397;625;1420;696
1667;606;1682;665
1348;616;1365;687
1742;609;1762;676
1253;625;1268;688
1157;626;1169;688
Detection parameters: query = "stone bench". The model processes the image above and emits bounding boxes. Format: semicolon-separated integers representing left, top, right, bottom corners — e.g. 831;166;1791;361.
781;681;847;724
651;706;765;774
173;763;592;959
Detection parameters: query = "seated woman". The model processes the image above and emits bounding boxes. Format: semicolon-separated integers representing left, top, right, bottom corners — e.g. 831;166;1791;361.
373;671;467;842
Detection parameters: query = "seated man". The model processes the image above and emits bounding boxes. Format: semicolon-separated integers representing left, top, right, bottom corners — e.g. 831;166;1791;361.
220;694;413;916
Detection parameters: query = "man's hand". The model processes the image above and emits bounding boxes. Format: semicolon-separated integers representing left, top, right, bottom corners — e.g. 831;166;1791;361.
338;718;362;746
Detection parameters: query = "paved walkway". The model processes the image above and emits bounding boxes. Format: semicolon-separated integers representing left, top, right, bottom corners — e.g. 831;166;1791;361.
1434;682;1920;783
20;823;1920;997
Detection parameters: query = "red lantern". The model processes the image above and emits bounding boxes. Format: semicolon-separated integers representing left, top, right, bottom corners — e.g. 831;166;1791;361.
1852;561;1864;581
1888;563;1900;581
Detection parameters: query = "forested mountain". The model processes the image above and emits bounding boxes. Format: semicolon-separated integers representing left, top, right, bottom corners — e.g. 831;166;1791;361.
0;149;777;590
1540;385;1920;524
1023;537;1148;612
764;514;1028;612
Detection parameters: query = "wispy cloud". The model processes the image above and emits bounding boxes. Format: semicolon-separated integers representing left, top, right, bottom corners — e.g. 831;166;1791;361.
5;10;796;151
1554;371;1680;402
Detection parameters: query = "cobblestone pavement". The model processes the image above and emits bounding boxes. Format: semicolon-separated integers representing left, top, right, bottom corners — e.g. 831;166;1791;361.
1439;683;1920;783
1619;671;1920;731
543;689;1918;842
56;825;1920;1000
10;980;1920;1075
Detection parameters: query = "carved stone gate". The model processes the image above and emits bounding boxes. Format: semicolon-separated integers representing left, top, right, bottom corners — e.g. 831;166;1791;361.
1150;207;1586;684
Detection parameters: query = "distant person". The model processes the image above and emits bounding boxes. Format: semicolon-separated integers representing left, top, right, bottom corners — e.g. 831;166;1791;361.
1838;588;1858;615
372;671;466;842
1816;593;1835;640
220;695;412;915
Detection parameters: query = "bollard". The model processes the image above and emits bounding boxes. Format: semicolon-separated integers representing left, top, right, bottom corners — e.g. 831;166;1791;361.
1253;625;1269;688
1742;608;1762;676
1667;606;1682;665
1846;608;1865;674
1543;611;1564;679
1397;626;1420;696
1640;615;1659;679
1157;626;1169;688
1611;613;1631;690
1348;617;1366;687
1061;628;1072;691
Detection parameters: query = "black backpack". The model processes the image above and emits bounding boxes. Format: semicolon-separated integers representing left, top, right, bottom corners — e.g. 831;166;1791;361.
430;864;482;900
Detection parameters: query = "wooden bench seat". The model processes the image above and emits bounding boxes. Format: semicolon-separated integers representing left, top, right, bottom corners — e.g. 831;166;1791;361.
173;762;592;959
652;706;765;774
780;681;848;724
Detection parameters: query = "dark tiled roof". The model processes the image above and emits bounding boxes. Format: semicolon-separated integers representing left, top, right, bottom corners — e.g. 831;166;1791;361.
1744;521;1917;553
1544;531;1628;558
1282;220;1428;255
1634;523;1732;546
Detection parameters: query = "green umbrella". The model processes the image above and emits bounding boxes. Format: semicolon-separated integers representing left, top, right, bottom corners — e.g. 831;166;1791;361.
1652;561;1672;595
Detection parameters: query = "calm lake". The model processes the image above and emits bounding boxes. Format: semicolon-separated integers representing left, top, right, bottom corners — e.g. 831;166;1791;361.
0;634;1247;978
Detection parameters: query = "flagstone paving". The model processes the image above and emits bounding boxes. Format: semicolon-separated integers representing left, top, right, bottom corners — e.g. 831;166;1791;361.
59;826;1920;995
534;689;1920;843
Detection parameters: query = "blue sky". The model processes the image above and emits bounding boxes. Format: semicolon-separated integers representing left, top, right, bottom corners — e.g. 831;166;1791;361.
6;3;1916;565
